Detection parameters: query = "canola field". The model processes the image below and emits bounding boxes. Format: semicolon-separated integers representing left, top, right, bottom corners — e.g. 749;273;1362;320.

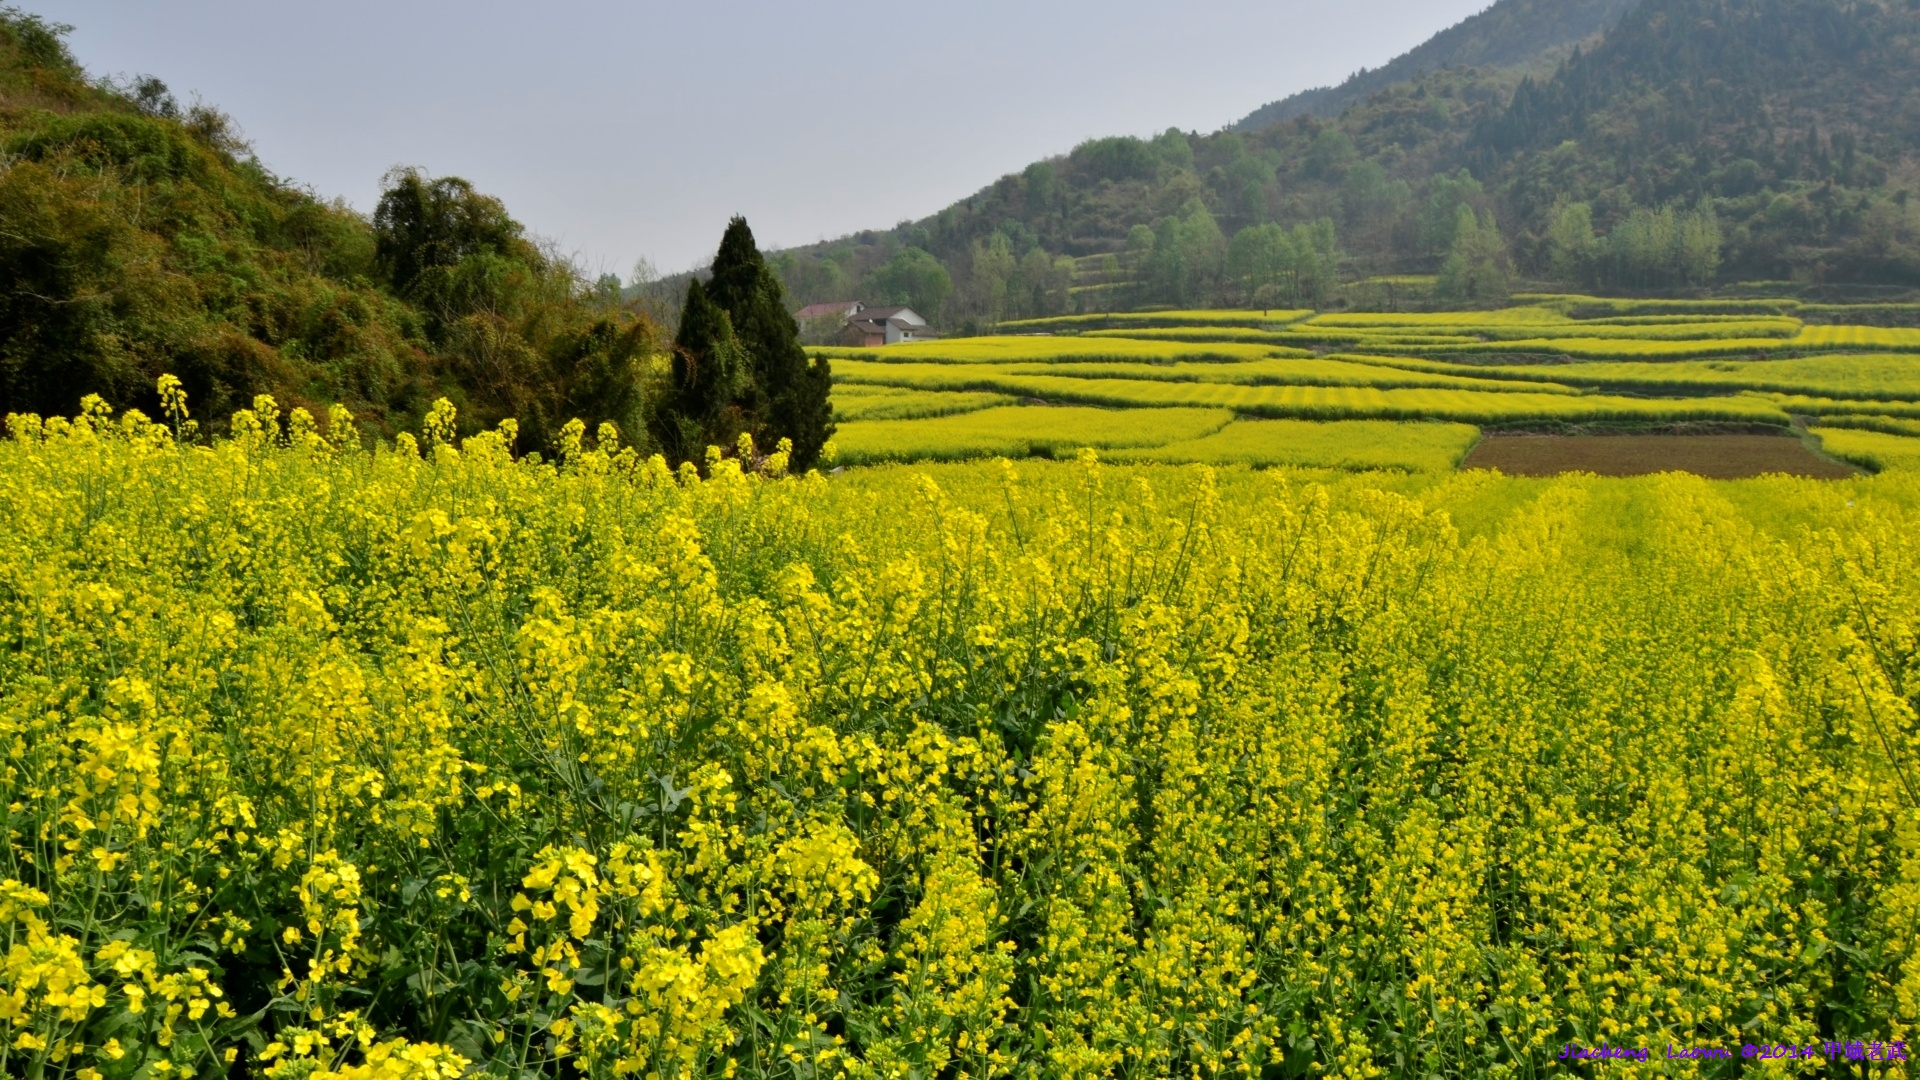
5;393;1920;1080
825;298;1920;474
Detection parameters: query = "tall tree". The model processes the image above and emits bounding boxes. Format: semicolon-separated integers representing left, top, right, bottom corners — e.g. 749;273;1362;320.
1437;207;1511;302
702;217;834;471
653;277;745;462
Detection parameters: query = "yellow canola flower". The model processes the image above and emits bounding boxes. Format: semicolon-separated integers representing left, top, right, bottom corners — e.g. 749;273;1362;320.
2;379;1919;1077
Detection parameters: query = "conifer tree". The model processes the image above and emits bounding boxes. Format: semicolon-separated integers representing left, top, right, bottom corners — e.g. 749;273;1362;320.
652;277;745;462
702;217;835;471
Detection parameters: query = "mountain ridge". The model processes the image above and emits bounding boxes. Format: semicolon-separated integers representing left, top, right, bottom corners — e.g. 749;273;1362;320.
771;0;1920;324
1232;0;1643;131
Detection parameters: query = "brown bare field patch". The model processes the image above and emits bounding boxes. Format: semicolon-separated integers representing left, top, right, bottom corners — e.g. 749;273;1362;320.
1462;434;1860;479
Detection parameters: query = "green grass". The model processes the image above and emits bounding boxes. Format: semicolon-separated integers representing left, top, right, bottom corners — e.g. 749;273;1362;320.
830;405;1232;465
817;336;1307;365
1400;336;1802;360
819;301;1916;467
839;366;1789;425
831;385;1017;422
1769;396;1920;419
1304;307;1570;328
1337;353;1920;402
1812;427;1920;472
1515;294;1804;316
996;309;1314;332
1080;326;1319;346
1477;320;1802;341
1805;414;1920;437
1106;419;1481;472
833;358;1580;396
1788;325;1920;350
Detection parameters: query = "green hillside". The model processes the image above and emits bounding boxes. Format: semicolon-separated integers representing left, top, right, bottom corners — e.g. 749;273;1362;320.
776;0;1920;328
0;10;650;444
1232;0;1642;130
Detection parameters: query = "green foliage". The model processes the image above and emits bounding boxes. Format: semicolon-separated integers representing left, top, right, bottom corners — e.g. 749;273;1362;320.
1436;206;1512;302
1143;200;1226;307
1233;0;1642;129
1546;201;1599;284
1226;219;1340;308
691;218;835;470
869;247;954;322
1599;204;1723;289
372;168;529;300
778;0;1920;313
0;12;656;449
1420;170;1487;256
656;278;748;460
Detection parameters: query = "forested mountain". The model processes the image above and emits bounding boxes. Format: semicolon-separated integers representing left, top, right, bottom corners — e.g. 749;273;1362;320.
1232;0;1642;131
776;0;1920;327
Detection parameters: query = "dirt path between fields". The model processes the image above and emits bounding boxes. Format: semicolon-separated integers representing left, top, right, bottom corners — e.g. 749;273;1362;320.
1462;434;1860;479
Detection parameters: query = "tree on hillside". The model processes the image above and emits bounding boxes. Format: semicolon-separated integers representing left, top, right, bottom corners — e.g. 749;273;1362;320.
698;217;834;471
1601;204;1722;289
372;169;650;449
870;247;953;322
1228;224;1291;306
971;233;1019;327
1437;206;1511;302
1547;201;1599;285
373;169;528;299
1421;170;1487;257
1145;200;1226;307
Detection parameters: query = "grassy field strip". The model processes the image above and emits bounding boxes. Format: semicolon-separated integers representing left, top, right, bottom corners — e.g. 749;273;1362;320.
1334;352;1920;402
1079;326;1339;346
1386;336;1804;360
1305;307;1570;328
1575;313;1808;326
831;386;1019;422
1472;319;1802;341
1003;359;1581;393
1104;419;1481;471
1807;414;1920;437
836;363;1790;424
1302;310;1802;340
1812;427;1920;472
997;309;1315;332
817;336;1309;365
832;405;1232;464
834;358;1584;396
1772;395;1920;418
1266;331;1483;348
1515;293;1807;315
1789;325;1920;349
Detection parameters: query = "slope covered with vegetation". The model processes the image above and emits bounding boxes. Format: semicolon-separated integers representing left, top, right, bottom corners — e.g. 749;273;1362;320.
0;9;652;446
776;0;1920;328
1232;0;1642;131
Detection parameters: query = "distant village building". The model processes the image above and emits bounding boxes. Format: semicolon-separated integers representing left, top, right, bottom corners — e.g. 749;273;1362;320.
793;301;939;347
794;301;866;322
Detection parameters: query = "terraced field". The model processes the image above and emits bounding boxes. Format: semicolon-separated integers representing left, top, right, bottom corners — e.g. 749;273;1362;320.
820;297;1920;475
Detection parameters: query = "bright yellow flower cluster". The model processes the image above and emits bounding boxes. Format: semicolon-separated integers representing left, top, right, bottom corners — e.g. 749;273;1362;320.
1;383;1918;1078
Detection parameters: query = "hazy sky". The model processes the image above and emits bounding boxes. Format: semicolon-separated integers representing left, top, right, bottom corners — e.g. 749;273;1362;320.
44;0;1490;275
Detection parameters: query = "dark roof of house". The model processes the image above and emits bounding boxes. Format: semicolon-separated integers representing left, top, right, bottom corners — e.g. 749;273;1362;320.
795;301;860;320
